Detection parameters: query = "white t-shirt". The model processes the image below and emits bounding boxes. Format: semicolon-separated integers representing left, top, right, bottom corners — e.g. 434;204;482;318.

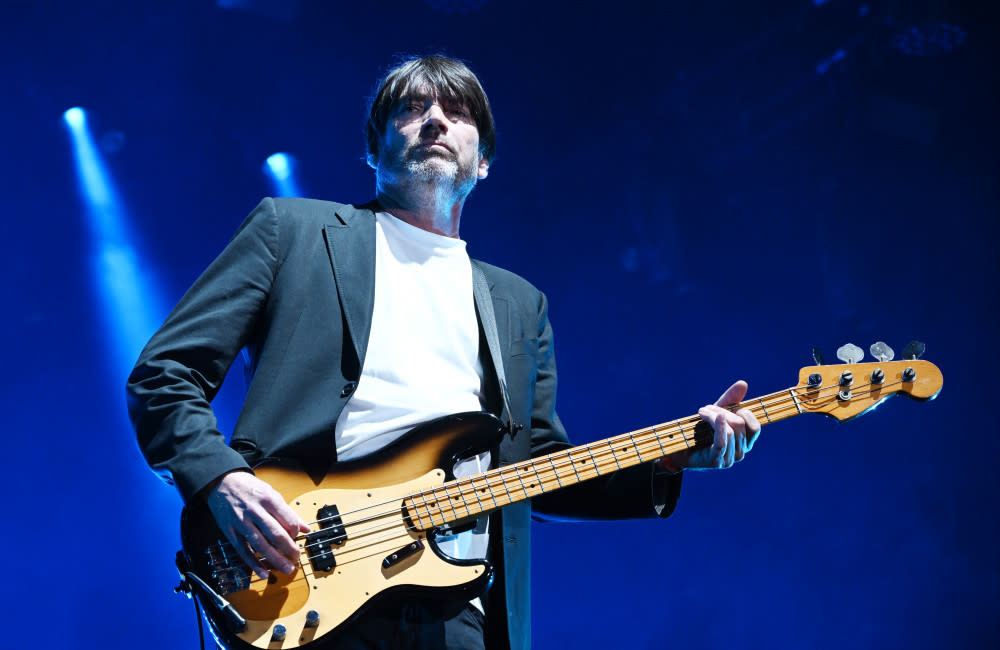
335;212;485;458
334;212;491;603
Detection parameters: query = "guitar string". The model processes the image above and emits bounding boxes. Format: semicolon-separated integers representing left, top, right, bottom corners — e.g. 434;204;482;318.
295;378;853;532
308;377;899;541
298;392;802;544
224;374;908;589
298;390;792;531
221;375;910;593
409;374;910;527
221;376;888;573
226;377;875;575
221;388;794;567
211;377;901;577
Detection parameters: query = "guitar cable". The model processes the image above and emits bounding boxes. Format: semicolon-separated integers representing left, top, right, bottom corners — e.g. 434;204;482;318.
184;570;248;634
190;589;207;650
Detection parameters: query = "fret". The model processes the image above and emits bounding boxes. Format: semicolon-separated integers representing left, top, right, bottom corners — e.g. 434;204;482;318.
437;483;464;520
604;440;623;471
548;455;565;487
405;495;419;529
497;465;520;503
758;396;772;423
511;464;530;498
527;462;547;494
626;432;645;463
463;475;485;516
471;474;500;510
494;468;514;506
420;492;434;528
788;388;803;414
677;422;692;449
583;446;603;476
564;450;583;483
653;427;669;457
420;489;443;527
454;482;474;518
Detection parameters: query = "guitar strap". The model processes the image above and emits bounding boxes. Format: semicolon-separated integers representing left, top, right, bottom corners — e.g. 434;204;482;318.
471;261;519;437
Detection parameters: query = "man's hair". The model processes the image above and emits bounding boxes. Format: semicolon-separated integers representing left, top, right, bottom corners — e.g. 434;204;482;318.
365;55;496;165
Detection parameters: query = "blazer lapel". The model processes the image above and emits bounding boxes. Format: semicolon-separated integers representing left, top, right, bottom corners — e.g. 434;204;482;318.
323;204;376;371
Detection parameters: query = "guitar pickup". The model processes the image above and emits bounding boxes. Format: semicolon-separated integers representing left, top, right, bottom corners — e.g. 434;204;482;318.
306;504;347;573
382;539;423;569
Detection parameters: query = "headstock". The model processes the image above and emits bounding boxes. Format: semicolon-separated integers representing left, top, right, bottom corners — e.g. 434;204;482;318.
794;359;943;422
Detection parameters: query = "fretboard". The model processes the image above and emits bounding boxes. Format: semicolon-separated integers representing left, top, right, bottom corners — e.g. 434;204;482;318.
403;387;805;529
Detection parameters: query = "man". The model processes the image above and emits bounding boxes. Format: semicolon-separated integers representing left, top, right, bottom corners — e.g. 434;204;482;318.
127;55;760;649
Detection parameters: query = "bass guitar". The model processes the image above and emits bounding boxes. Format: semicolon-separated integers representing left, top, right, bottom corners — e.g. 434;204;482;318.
176;354;942;649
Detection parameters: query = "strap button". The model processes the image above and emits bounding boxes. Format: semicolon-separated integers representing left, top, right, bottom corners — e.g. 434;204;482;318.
340;381;357;398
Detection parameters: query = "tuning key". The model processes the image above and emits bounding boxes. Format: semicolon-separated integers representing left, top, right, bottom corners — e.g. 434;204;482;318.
869;341;894;362
902;341;926;360
812;347;825;366
836;343;864;364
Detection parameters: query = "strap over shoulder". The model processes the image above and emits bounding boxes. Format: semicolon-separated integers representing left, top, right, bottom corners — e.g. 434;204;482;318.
471;261;521;438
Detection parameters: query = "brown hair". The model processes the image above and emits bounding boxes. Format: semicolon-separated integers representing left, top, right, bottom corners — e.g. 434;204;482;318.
365;55;496;164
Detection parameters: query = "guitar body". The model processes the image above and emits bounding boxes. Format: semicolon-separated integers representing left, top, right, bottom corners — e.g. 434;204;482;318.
179;412;505;649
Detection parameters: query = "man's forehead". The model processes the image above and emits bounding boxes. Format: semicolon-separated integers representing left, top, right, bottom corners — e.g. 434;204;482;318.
397;82;466;106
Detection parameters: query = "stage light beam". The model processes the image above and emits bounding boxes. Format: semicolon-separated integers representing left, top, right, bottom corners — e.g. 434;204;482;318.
63;107;166;382
63;107;85;129
264;152;302;197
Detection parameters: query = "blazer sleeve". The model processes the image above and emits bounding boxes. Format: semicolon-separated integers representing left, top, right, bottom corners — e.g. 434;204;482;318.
525;290;683;521
126;198;279;502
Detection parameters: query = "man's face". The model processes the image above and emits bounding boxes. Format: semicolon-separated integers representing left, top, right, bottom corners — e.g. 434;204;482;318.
374;89;490;193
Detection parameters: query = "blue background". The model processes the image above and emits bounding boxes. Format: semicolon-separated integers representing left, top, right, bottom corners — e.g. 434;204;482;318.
3;1;997;648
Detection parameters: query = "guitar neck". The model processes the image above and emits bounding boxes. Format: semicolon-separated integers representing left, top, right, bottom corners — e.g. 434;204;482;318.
404;387;803;530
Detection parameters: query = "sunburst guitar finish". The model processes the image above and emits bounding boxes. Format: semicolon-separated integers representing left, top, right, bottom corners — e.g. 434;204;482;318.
180;412;500;649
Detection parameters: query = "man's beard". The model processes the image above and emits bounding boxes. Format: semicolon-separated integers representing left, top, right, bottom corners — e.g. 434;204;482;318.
404;154;460;182
395;148;478;194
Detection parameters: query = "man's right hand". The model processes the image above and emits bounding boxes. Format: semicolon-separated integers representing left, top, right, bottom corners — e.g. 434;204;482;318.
205;470;312;580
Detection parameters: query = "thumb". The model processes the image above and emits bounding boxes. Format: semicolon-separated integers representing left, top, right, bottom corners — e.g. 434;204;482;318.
716;380;748;407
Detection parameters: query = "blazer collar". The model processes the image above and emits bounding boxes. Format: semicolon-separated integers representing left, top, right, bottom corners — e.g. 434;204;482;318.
322;202;500;374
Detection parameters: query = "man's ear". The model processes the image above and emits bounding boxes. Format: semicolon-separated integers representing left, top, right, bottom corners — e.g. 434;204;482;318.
366;152;377;170
477;155;489;180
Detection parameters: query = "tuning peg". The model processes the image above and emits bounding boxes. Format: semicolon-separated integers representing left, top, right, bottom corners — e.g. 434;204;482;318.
812;347;825;365
869;341;894;362
902;341;926;360
836;343;864;364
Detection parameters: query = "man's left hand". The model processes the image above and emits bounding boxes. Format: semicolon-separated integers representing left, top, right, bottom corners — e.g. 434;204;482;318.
658;380;761;472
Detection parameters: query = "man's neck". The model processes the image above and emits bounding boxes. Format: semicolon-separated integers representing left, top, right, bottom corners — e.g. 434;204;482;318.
375;182;467;239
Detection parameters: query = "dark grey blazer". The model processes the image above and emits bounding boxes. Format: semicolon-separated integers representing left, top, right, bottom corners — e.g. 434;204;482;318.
127;197;681;649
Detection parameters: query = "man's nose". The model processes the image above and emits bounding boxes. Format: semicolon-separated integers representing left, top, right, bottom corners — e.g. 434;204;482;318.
421;103;449;134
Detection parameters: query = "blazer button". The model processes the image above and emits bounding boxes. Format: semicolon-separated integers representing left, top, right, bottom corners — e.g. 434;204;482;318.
340;382;357;398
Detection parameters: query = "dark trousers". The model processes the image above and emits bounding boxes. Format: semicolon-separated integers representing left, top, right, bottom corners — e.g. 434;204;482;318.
314;600;488;650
